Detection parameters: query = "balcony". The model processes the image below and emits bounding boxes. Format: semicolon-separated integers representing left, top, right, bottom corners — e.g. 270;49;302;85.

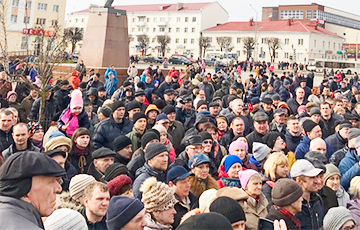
157;21;168;27
133;30;146;36
134;21;146;27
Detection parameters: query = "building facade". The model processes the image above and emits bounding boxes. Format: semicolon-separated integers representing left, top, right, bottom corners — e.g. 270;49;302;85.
203;20;343;63
262;3;360;59
66;2;228;59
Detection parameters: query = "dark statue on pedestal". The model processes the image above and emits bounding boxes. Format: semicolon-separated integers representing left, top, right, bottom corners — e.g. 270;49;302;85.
104;0;114;8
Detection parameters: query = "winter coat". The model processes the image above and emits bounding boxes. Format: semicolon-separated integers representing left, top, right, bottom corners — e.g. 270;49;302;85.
269;120;287;135
19;95;36;122
71;74;80;90
285;129;302;152
68;147;93;174
325;132;347;153
295;135;333;160
63;160;78;191
175;107;196;132
29;95;62;131
279;85;291;102
172;193;199;229
133;163;167;199
114;153;130;166
127;66;138;78
0;196;44;229
217;165;241;188
246;130;266;153
347;200;360;227
336;185;350;207
144;213;172;230
242;155;258;171
287;98;306;115
262;178;275;208
168;121;185;155
189;174;219;198
126;128;143;153
330;146;348;167
157;82;172;99
127;148;145;178
80;208;107;230
87;88;103;113
243;192;269;230
92;116;133;150
220;129;236;150
2;140;40;161
307;94;323;107
86;79;104;91
57;107;90;135
321;113;344;139
104;76;119;97
87;162;106;183
318;185;338;214
0;128;13;153
199;82;214;103
295;193;324;230
262;206;301;230
53;89;71;111
339;148;360;191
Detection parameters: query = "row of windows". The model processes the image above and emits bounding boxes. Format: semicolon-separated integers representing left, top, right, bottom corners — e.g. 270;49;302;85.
132;16;197;23
314;40;341;50
280;10;304;19
131;36;195;44
131;27;196;33
314;10;360;30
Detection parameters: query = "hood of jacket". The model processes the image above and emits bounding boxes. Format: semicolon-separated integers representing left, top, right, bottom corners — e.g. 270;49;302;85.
194;114;207;128
87;87;98;98
135;163;166;179
347;200;360;216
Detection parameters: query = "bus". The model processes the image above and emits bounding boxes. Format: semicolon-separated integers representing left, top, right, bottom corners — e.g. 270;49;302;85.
307;59;360;74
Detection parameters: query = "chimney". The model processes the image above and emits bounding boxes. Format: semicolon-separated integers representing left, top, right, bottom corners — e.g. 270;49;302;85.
177;3;183;11
250;18;254;26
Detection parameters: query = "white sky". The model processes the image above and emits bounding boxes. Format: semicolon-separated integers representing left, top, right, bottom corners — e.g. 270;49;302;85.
66;0;360;21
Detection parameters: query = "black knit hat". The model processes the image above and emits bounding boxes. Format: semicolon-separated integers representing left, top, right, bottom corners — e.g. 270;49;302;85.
145;142;168;161
162;105;176;115
196;100;207;109
303;120;318;133
271;178;303;207
177;213;233;230
199;131;212;141
126;101;141;111
100;106;112;118
133;112;147;124
104;163;130;182
113;135;132;152
153;99;166;110
111;101;125;112
263;132;283;149
141;130;160;148
210;197;246;224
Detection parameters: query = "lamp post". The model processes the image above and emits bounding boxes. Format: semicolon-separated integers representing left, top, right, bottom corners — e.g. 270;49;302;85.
356;33;359;61
250;4;258;62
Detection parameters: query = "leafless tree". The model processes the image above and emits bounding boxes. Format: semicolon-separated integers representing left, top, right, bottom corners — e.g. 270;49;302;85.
216;37;232;52
242;37;255;60
137;34;149;56
265;37;282;62
198;35;211;58
156;35;170;57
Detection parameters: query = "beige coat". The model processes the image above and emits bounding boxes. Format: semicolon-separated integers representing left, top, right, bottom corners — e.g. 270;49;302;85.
243;192;269;230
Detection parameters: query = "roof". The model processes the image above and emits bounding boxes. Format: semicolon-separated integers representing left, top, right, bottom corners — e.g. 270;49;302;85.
204;20;341;38
72;2;212;14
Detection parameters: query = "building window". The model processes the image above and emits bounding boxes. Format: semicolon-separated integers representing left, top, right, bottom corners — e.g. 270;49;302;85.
81;18;84;22
280;10;303;19
313;10;317;19
261;38;266;44
159;27;165;32
175;38;179;43
10;15;17;23
298;53;303;60
191;39;194;44
52;20;58;26
333;42;336;49
323;41;325;48
168;28;171;33
177;17;180;22
237;38;241;43
153;18;157;22
185;17;188;22
36;18;46;25
24;16;30;24
132;18;135;22
146;18;149;22
38;3;47;10
192;17;196;22
139;17;144;22
298;39;303;45
53;5;59;12
132;28;135;32
152;38;155;43
184;38;187;44
306;10;311;19
153;28;156;32
21;36;29;49
284;53;289;59
176;28;180;32
184;28;188;33
328;42;330;49
12;0;19;6
285;38;289;44
25;1;31;9
191;28;195;33
160;17;165;22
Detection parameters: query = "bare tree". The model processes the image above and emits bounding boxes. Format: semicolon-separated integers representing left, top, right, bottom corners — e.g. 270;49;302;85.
242;37;255;60
64;27;83;54
216;37;232;52
265;37;282;62
198;35;211;58
156;35;170;57
137;34;149;56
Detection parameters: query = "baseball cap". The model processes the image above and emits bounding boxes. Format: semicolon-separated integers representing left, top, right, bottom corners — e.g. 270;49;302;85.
290;159;324;178
167;166;192;183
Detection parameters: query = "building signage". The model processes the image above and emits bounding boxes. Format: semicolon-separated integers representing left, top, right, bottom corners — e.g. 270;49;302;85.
22;28;55;36
317;19;325;25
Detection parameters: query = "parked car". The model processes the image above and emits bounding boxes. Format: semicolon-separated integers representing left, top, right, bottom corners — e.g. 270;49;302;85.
204;57;227;67
169;56;192;65
171;54;193;63
142;56;163;63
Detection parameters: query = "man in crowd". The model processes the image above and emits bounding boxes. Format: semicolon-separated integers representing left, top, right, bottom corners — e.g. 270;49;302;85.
321;102;343;138
163;105;185;154
287;87;307;115
247;111;269;152
113;135;133;165
220;117;245;149
269;108;286;134
19;87;38;122
87;147;116;182
0;109;14;152
285;116;302;152
126;112;148;152
325;121;352;152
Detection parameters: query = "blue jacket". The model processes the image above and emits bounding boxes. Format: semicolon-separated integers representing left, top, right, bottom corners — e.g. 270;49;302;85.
104;68;117;80
104;77;119;97
285;129;302;152
339;148;360;191
295;135;333;160
279;85;291;102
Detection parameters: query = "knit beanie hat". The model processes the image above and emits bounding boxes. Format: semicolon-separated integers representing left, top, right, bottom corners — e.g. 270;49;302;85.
216;187;249;201
303;120;318;133
107;174;133;197
348;128;360;140
162;105;176;115
271;178;303;207
177;212;233;230
44;135;72;152
152;124;167;134
210;197;246;223
140;177;177;212
253;142;270;161
263;132;283;149
44;208;87;230
70;89;84;110
106;196;144;230
111;100;125;112
133;112;147;124
112;135;132;152
238;169;259;190
199;131;212;141
28;121;42;136
126;101;141;111
199;188;218;212
100;106;112;118
141;130;160;148
145;104;160;115
6;90;17;100
69;174;96;201
145;142;167;161
224;155;242;173
324;164;341;184
229;140;248;155
323;207;355;230
104;163;130;182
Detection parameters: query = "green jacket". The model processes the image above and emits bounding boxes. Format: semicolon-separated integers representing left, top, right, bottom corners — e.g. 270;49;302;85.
126;127;142;152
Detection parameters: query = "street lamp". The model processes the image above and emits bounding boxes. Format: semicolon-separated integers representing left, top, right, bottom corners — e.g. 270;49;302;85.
356;33;359;61
250;4;258;62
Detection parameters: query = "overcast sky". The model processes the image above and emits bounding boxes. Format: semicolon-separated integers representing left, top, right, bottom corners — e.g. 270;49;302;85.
66;0;360;21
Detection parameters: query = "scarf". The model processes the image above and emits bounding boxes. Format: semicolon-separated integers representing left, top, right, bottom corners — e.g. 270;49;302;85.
274;206;301;229
60;109;79;136
220;177;241;188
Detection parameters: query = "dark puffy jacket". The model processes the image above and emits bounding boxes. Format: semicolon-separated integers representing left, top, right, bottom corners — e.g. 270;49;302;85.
87;88;103;113
285;129;302;152
246;130;265;153
329;146;348;167
279;85;291;102
172;193;199;229
0;128;13;153
53;89;70;111
219;129;236;150
339;148;360;190
127;148;145;178
325;132;347;153
321;113;344;138
295;135;333;160
2;141;40;161
68;147;93;174
176;107;196;131
29;95;62;131
295;193;324;230
92;116;133;150
287;98;306;115
318;185;338;214
168;121;185;155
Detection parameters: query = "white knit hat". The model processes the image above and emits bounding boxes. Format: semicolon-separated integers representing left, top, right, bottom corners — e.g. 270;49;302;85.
69;174;96;200
253;142;270;161
199;188;218;212
44;208;88;230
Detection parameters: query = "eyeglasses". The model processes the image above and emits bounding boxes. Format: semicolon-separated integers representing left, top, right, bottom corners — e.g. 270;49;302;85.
203;140;213;145
342;225;357;230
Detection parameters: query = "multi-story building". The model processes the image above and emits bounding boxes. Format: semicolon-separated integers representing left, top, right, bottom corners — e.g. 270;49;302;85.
0;0;66;55
262;3;360;59
66;2;228;59
203;20;343;63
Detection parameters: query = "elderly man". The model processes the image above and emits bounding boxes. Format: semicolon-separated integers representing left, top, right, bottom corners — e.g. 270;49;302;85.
287;87;307;115
0;151;65;228
87;147;116;182
270;108;286;134
309;138;327;156
246;111;269;152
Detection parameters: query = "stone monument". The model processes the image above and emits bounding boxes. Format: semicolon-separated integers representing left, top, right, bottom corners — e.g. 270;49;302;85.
80;1;129;76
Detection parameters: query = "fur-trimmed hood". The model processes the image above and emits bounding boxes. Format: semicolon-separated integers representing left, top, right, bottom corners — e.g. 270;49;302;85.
189;174;219;198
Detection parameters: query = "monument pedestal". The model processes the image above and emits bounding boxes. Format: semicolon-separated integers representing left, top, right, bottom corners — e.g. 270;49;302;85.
80;7;129;72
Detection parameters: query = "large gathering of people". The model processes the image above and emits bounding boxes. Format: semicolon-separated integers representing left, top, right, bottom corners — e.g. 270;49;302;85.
0;59;360;230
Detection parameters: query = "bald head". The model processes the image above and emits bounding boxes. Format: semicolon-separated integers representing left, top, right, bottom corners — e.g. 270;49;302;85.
309;138;326;155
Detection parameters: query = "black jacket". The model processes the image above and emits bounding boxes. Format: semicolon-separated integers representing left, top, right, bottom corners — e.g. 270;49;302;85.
114;153;130;165
172;193;199;229
262;206;301;230
321;113;343;139
80;208;107;230
168;120;185;155
29;95;61;131
246;130;266;153
287;98;307;115
87;88;103;113
0;128;13;153
219;129;236;150
87;162;106;183
92;116;133;150
318;185;338;214
53;88;71;111
295;193;324;230
325;132;347;153
127;148;145;178
2;140;40;161
68;147;93;174
285;129;302;152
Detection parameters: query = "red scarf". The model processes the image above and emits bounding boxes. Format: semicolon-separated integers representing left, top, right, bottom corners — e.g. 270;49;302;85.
274;206;301;229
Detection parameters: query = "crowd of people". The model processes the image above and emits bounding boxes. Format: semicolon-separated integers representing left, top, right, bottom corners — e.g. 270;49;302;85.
1;59;360;230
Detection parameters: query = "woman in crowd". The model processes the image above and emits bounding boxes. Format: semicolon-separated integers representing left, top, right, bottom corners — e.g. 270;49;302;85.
346;176;360;226
68;128;93;174
107;174;134;198
308;86;323;107
324;164;350;207
152;124;176;162
28;121;44;150
217;155;243;188
263;132;296;168
188;153;219;197
199;131;223;172
229;140;257;170
216;116;228;140
262;152;290;207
